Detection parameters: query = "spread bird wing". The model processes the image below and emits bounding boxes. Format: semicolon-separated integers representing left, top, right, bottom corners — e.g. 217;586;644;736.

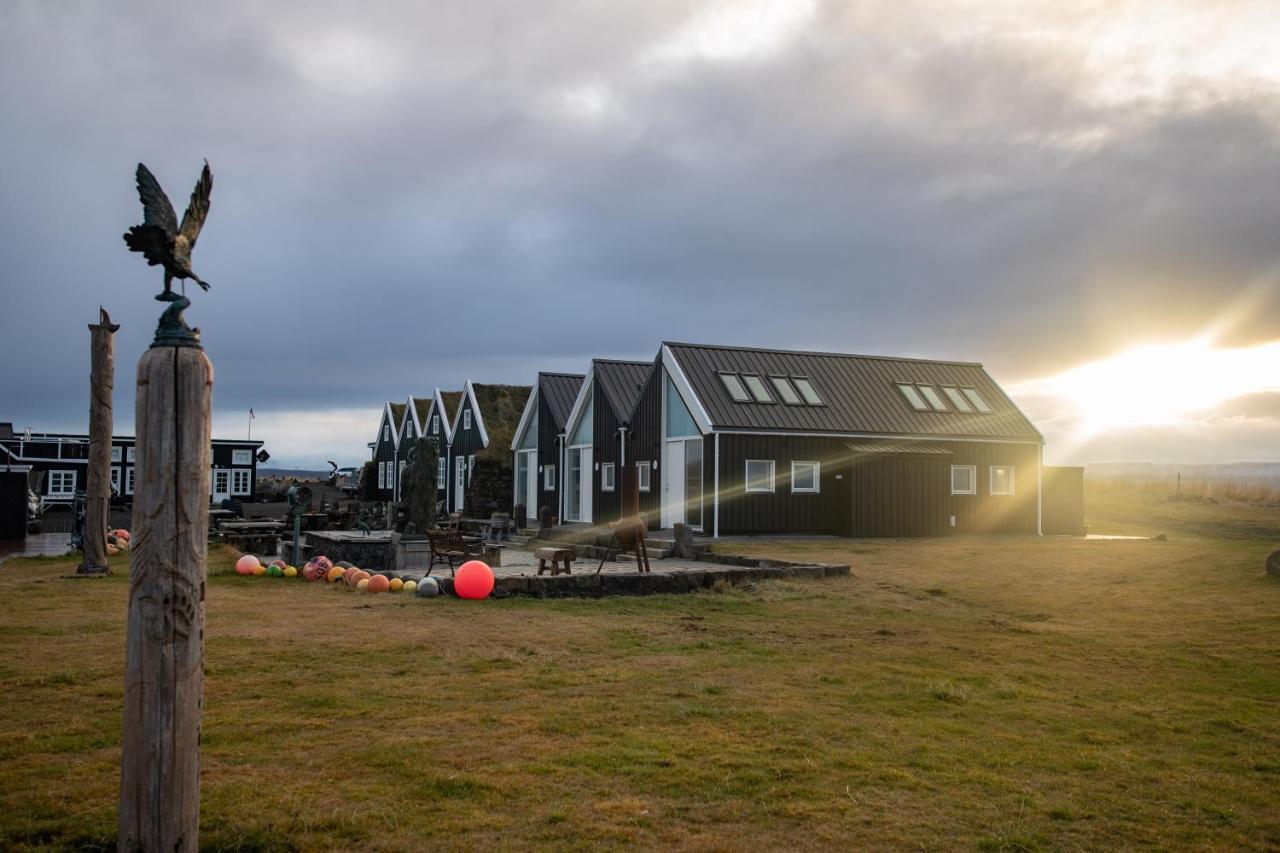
179;160;213;249
135;163;178;237
123;224;171;266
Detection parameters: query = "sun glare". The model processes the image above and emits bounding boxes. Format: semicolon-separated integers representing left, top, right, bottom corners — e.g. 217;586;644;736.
1013;338;1280;438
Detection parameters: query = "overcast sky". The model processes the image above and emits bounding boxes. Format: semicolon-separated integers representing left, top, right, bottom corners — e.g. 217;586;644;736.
2;0;1278;468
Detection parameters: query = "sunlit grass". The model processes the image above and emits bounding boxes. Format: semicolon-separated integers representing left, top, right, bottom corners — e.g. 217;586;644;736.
1;501;1278;850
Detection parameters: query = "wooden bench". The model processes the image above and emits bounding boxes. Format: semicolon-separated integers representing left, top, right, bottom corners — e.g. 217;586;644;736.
426;529;483;577
536;546;575;576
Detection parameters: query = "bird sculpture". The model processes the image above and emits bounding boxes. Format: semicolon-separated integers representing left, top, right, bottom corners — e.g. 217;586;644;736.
122;161;213;347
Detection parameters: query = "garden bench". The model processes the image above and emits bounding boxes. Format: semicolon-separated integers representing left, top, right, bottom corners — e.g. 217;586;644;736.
426;529;483;577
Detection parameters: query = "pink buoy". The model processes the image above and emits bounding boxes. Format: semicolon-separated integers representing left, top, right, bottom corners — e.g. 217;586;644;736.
235;554;260;576
454;560;494;599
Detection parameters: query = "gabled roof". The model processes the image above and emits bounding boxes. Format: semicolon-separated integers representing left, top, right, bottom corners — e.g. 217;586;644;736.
462;383;532;460
664;342;1042;442
439;390;463;428
389;402;406;435
409;395;435;433
375;401;403;448
541;373;584;430
593;360;651;424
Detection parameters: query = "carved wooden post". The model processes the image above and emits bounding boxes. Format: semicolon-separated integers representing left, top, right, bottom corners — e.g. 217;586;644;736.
118;344;212;852
80;308;119;575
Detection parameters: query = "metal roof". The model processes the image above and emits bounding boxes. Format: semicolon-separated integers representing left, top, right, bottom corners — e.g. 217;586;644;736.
540;373;584;430
843;440;953;455
593;360;651;423
665;342;1042;442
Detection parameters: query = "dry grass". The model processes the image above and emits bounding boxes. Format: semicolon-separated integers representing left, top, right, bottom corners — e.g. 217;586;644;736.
0;495;1278;851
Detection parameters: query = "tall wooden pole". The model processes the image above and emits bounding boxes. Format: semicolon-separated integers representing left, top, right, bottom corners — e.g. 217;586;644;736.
119;344;212;852
80;308;119;575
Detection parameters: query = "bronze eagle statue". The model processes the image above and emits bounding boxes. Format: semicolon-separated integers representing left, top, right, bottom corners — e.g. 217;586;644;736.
123;161;213;296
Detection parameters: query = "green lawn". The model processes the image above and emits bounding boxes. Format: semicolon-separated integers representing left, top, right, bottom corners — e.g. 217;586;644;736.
0;490;1277;850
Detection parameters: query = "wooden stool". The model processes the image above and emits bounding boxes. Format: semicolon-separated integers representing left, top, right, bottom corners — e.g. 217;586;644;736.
536;546;575;575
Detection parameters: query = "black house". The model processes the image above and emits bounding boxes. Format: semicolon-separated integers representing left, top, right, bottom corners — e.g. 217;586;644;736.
509;372;583;524
558;359;651;526
624;342;1044;537
370;401;404;502
446;382;531;515
0;424;264;507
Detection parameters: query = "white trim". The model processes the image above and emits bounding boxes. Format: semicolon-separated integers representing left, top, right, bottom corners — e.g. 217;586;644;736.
450;381;491;449
544;463;556;491
989;464;1015;496
561;367;596;450
790;460;820;494
660;345;714;435
437;457;447;490
601;462;615;492
110;446;122;462
47;469;76;497
510;386;541;451
745;459;774;493
637;461;650;492
713;432;720;538
126;467;135;495
232;449;252;466
950;465;977;495
232;468;252;495
110;466;121;494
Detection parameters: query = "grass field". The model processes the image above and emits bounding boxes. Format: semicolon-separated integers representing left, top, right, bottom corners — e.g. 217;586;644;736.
1;488;1277;850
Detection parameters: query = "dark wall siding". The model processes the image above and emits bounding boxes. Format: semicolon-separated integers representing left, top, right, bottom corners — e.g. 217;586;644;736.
944;441;1040;533
849;455;949;536
373;417;397;500
625;362;664;530
535;391;561;521
590;385;625;524
715;434;846;534
448;395;485;512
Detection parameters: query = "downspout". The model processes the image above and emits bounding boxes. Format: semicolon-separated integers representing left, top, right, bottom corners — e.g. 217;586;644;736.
713;432;720;538
557;431;566;524
1037;443;1044;536
618;426;627;467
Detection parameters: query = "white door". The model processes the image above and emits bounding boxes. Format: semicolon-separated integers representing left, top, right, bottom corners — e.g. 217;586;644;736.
519;450;538;516
580;447;593;523
662;440;685;528
212;468;231;504
454;456;466;512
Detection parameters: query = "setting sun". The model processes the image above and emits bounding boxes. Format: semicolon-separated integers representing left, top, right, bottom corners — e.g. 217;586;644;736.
1013;337;1280;438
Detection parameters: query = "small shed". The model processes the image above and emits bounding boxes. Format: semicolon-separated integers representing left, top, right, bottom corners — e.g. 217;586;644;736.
1041;466;1086;535
0;465;32;539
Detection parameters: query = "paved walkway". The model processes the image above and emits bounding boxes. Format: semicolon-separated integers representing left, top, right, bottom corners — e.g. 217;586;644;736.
489;547;740;578
0;533;73;565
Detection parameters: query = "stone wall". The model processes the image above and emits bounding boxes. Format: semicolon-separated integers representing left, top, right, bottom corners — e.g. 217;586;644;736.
464;457;513;518
306;531;396;572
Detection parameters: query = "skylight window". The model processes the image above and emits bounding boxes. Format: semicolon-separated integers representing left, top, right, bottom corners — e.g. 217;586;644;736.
962;387;993;413
941;386;973;412
769;376;802;405
741;374;773;403
720;373;750;403
917;385;948;412
792;377;823;405
897;383;929;411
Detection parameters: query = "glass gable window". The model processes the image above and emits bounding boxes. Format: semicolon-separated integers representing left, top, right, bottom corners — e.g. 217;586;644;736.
745;459;775;493
719;373;750;402
941;386;973;412
897;383;929;411
962;388;993;413
793;377;823;405
665;377;700;438
918;385;948;411
569;398;593;446
741;375;773;403
518;411;538;449
770;376;802;405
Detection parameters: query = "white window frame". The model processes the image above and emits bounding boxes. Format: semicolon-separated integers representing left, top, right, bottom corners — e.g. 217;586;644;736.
432;415;439;434
48;470;76;497
110;446;122;462
601;462;615;492
637;462;651;492
917;385;949;412
110;467;121;494
232;469;252;495
897;383;929;411
437;457;447;489
126;446;136;462
791;460;820;494
232;448;252;466
384;424;390;442
745;459;775;493
126;467;135;495
990;465;1015;496
463;410;472;431
951;465;976;495
468;455;475;485
379;461;387;489
770;376;803;405
741;375;773;403
544;464;556;490
941;386;973;412
719;373;751;403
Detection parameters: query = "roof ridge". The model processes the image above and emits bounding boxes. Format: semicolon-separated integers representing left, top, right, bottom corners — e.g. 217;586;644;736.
593;358;651;366
663;341;983;368
539;371;585;379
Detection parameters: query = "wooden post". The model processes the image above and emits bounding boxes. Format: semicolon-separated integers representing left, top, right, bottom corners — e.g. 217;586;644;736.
119;345;212;852
80;308;119;575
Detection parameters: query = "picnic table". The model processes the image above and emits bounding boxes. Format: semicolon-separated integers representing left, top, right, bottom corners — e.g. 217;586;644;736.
220;521;285;533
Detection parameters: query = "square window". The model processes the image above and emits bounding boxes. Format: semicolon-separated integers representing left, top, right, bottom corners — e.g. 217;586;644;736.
719;373;751;402
962;388;993;413
770;376;802;405
126;468;135;495
232;449;252;466
637;462;651;492
917;385;948;411
741;375;773;403
601;463;615;491
126;446;136;462
791;461;820;493
951;465;976;495
941;386;973;412
110;467;120;494
48;470;75;496
544;464;556;491
792;377;823;405
110;446;122;462
897;383;929;411
232;469;252;495
745;459;775;493
990;465;1014;495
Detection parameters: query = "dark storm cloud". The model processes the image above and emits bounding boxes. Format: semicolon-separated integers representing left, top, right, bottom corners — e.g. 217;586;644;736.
2;0;1278;464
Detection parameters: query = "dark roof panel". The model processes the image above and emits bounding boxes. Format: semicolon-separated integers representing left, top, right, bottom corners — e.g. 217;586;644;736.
540;373;584;430
666;342;1042;441
593;360;652;423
